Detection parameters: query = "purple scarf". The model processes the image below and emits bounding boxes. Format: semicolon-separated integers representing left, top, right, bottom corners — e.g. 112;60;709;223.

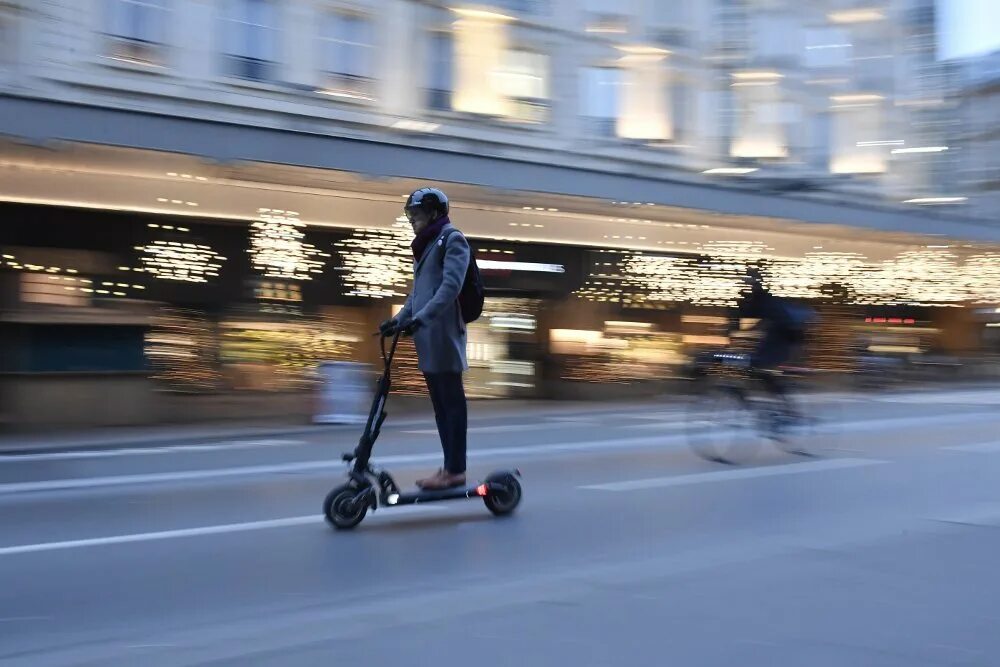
411;215;450;260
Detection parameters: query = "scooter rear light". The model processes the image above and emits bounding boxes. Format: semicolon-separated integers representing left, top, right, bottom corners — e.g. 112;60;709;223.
476;484;489;497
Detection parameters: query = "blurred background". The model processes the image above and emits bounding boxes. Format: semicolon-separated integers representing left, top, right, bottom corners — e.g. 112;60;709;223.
0;0;998;431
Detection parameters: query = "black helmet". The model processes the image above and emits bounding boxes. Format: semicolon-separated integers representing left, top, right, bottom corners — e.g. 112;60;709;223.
404;187;449;222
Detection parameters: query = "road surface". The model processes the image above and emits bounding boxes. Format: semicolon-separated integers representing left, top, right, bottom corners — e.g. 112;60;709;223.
3;388;1000;666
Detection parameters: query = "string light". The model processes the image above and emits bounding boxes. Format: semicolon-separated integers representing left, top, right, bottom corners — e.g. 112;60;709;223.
250;209;328;280
146;308;220;392
574;242;1000;308
220;319;361;390
136;226;226;284
965;253;1000;305
336;223;413;299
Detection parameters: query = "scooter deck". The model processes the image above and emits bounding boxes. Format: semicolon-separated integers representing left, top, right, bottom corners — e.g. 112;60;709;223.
387;484;485;506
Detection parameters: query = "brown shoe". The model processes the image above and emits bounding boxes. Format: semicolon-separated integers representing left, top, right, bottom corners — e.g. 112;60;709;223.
419;471;467;491
416;468;445;489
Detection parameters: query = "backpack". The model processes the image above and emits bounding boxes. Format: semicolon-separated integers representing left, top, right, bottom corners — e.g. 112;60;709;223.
780;300;817;333
440;228;484;324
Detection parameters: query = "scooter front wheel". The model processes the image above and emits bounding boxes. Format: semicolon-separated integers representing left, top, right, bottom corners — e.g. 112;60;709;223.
323;484;370;530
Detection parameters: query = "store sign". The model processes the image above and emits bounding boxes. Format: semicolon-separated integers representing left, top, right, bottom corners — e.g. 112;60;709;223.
478;260;565;274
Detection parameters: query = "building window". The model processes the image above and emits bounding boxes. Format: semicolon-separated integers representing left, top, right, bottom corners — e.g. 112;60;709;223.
497;49;550;124
580;67;620;136
223;0;279;81
318;13;375;102
670;81;689;142
426;32;453;111
105;0;169;66
0;19;10;67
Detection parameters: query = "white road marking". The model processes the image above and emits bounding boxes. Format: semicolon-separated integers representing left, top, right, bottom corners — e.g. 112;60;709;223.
580;457;886;492
942;441;1000;453
0;439;305;463
0;461;346;494
0;436;685;494
404;424;545;435
630;412;688;421
0;515;320;556
0;506;447;557
874;390;1000;405
625;421;692;431
836;411;997;433
928;504;1000;526
0;411;997;496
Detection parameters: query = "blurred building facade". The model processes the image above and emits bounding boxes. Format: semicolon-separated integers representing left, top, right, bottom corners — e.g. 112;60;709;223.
950;49;1000;220
1;0;999;429
0;0;983;203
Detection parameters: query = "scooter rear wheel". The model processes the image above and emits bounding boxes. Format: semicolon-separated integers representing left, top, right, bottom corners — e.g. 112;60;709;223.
323;484;369;530
483;471;522;516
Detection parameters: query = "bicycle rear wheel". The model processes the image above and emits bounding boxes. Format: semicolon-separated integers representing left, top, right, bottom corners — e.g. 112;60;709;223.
773;390;840;457
687;379;764;464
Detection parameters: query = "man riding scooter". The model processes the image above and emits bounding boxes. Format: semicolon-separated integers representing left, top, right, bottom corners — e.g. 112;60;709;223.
380;187;472;491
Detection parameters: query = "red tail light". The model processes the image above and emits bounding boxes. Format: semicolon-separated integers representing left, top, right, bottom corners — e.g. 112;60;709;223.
476;484;488;496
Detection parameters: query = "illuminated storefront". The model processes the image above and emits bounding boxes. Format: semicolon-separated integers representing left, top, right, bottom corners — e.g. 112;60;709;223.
3;196;1000;428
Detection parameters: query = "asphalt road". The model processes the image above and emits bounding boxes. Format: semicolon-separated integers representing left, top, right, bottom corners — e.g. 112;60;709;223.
3;388;1000;666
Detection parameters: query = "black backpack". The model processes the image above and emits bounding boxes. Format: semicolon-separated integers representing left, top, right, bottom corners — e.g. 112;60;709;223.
441;229;484;324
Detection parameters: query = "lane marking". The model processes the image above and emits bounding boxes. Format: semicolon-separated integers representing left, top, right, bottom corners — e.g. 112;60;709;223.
0;439;305;463
927;504;1000;527
943;441;1000;453
0;506;447;557
0;436;685;494
0;411;997;496
626;420;702;431
630;412;687;421
0;400;991;464
873;390;1000;405
0;515;319;556
404;424;550;436
581;458;886;492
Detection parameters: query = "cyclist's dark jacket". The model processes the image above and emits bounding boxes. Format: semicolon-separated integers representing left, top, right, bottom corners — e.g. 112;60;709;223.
730;286;806;367
730;285;800;336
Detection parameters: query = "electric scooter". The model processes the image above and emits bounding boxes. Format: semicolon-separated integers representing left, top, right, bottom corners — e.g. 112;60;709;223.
323;329;522;530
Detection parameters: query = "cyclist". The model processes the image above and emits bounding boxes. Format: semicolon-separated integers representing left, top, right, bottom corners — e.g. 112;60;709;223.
727;268;815;416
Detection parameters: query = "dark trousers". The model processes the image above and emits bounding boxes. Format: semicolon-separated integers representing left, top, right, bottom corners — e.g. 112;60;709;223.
751;330;804;413
423;372;467;475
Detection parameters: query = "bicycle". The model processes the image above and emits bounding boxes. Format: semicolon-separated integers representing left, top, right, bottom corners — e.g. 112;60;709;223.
685;350;836;464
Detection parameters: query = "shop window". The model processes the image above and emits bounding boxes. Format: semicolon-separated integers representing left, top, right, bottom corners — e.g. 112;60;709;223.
24;325;146;373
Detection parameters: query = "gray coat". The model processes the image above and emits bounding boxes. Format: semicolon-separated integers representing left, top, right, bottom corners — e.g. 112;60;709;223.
397;224;471;374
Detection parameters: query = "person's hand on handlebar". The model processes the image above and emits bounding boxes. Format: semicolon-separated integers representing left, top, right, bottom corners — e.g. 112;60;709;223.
378;316;423;337
397;316;422;337
378;318;399;336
